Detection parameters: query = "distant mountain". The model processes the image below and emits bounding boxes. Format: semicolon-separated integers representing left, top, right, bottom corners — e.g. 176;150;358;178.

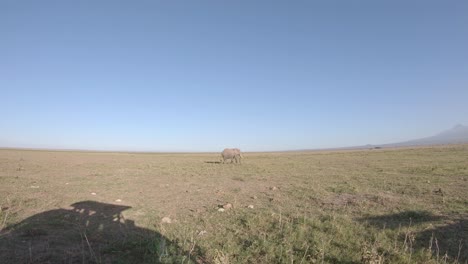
380;124;468;148
286;125;468;152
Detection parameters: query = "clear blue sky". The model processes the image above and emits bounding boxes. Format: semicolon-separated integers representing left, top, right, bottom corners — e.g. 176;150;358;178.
1;1;467;151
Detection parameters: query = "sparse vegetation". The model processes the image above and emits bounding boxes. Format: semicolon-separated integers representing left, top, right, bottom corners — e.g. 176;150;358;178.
0;145;467;263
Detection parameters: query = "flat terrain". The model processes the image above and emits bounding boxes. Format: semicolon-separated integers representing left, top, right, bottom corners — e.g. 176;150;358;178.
0;145;467;263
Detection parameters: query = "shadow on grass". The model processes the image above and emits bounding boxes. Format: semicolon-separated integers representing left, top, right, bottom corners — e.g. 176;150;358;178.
0;200;205;263
204;161;221;164
324;256;359;264
359;210;443;229
358;210;467;262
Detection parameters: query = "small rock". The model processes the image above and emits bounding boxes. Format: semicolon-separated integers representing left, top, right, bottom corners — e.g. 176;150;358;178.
248;205;254;209
30;186;39;188
115;199;122;202
270;186;278;191
198;230;207;236
65;183;69;185
223;203;233;209
252;196;258;199
218;208;225;212
91;192;97;195
426;180;430;183
161;217;172;224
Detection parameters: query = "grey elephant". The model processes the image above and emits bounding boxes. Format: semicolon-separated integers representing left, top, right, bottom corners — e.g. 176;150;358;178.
221;148;243;164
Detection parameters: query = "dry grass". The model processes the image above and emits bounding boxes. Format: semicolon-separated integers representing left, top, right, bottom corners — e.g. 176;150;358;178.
0;145;467;263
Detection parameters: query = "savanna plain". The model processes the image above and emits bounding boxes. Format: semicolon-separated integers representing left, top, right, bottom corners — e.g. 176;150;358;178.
0;145;467;263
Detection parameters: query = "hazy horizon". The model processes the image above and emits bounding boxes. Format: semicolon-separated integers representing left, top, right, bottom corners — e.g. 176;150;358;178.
2;1;468;152
1;123;466;153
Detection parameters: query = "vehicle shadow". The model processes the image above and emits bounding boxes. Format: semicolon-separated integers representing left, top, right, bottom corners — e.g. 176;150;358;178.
0;200;205;263
358;210;467;262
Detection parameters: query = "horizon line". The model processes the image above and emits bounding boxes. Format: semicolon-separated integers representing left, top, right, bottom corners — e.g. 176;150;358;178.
2;143;466;154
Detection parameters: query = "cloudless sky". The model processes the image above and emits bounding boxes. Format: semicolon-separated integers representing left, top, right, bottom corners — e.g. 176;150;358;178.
1;1;467;151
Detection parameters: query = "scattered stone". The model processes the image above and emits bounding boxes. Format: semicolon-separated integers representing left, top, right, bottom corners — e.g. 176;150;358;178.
270;186;278;191
30;186;39;189
161;217;172;224
426;180;430;183
91;192;97;196
252;195;258;199
65;183;69;185
218;208;225;212
115;199;122;202
247;205;254;209
223;203;233;209
198;230;207;236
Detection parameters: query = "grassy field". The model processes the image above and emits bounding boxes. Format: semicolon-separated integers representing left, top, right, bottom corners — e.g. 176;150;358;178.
0;145;467;263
